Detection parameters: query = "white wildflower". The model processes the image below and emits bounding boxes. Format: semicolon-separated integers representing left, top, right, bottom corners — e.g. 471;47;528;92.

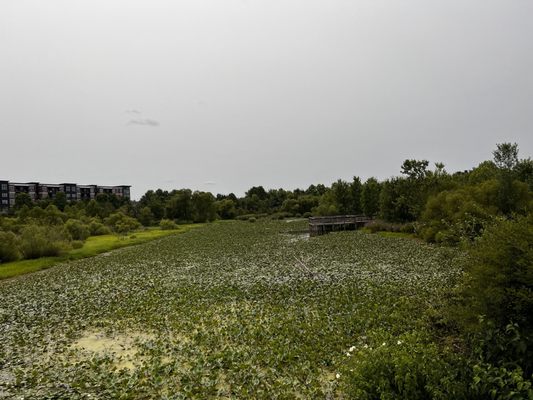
381;342;386;346
349;346;356;352
336;373;341;379
397;340;403;345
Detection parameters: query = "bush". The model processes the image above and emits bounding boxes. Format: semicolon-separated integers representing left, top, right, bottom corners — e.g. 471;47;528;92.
236;213;269;221
248;217;256;223
105;212;140;235
159;219;178;230
0;231;21;263
269;212;293;220
453;214;533;379
71;240;84;249
460;214;533;333
88;220;111;236
65;219;90;241
366;220;412;234
470;362;533;399
341;332;469;399
19;225;71;259
0;217;24;234
400;223;416;234
138;206;154;227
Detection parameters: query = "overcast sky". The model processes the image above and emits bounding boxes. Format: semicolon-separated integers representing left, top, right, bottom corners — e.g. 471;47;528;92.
1;0;532;199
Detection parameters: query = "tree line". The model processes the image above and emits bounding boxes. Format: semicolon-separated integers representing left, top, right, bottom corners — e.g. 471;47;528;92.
136;142;532;241
1;142;531;263
1;143;531;264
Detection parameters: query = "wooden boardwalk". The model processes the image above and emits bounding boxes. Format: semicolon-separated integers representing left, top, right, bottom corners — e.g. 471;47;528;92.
309;215;372;237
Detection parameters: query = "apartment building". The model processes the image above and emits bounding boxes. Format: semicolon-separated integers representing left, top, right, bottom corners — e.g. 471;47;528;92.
0;180;131;210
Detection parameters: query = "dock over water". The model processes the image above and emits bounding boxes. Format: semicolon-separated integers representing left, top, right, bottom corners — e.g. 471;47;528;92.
309;215;372;237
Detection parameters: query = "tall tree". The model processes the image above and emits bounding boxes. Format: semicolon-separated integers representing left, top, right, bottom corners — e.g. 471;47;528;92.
348;177;363;214
361;178;381;217
331;179;351;214
493;142;519;170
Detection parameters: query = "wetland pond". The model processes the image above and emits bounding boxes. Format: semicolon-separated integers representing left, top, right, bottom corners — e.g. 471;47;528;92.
0;219;463;398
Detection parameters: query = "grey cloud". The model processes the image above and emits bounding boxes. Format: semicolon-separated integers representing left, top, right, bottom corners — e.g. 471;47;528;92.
127;118;160;127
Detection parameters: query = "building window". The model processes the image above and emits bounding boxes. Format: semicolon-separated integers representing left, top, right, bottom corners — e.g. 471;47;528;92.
1;184;7;190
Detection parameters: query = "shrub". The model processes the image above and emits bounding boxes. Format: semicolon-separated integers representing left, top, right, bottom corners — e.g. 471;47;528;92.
236;214;267;221
88;220;111;236
71;240;84;249
19;225;71;258
269;212;293;220
452;215;533;380
138;206;154;227
105;212;140;235
460;214;533;333
0;217;24;234
65;219;90;241
248;217;256;223
470;362;533;399
0;231;21;263
366;220;412;234
341;332;469;399
159;219;178;230
400;223;416;234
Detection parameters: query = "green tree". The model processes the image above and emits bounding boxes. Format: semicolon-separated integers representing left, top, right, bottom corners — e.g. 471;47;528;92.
215;199;237;220
400;159;429;180
514;158;533;190
246;186;268;200
138;206;154;226
165;190;193;221
14;193;33;210
348;177;363;214
44;204;66;225
191;191;216;222
53;192;67;211
331;179;351;214
361;178;381;217
312;190;339;216
469;161;499;184
379;178;412;222
139;190;166;220
493;143;527;214
493;142;519;170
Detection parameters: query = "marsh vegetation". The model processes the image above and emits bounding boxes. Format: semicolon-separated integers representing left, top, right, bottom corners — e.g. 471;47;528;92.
0;220;465;398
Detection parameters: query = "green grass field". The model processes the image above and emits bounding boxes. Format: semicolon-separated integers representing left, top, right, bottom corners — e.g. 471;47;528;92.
0;225;199;280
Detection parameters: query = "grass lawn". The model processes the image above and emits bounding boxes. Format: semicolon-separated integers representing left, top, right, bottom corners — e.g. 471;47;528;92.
0;224;200;280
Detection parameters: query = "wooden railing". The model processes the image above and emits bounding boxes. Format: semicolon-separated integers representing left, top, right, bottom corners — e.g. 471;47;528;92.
308;215;373;236
309;215;371;225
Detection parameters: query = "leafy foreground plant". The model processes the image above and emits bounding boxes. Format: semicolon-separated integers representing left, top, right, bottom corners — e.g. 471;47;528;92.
0;220;466;398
